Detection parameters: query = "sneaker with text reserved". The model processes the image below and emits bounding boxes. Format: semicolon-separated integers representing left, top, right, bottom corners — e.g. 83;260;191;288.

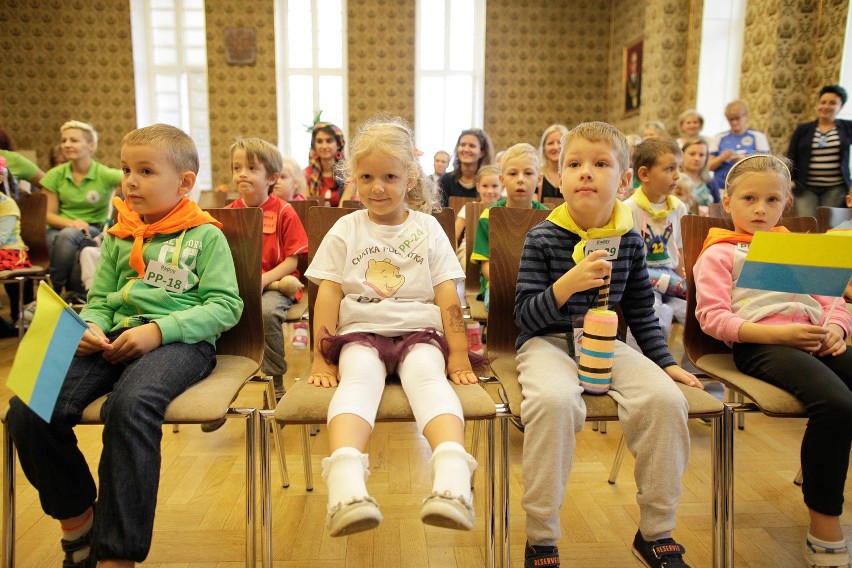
524;542;559;568
632;530;690;567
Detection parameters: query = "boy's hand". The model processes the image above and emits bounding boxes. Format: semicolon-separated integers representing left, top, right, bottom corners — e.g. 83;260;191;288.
816;324;847;357
307;359;339;388
664;365;704;389
76;324;112;356
448;352;478;385
772;323;828;353
103;323;163;364
555;250;611;302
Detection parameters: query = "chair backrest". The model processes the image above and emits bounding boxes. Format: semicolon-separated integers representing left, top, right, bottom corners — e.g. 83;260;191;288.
198;191;228;209
286;199;319;283
206;207;264;364
542;196;563;208
681;215;819;365
816;206;852;233
432;207;456;252
340;199;364;209
16;192;50;267
448;196;476;221
487;208;550;359
707;203;730;219
464;201;488;294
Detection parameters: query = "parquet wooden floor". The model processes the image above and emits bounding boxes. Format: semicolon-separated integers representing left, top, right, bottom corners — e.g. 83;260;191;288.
0;310;849;567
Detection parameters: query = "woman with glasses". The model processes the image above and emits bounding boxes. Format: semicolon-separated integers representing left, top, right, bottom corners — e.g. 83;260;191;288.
707;100;770;202
787;85;852;216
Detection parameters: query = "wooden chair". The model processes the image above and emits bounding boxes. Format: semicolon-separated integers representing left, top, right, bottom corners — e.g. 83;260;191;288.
681;214;818;567
486;208;726;568
707;203;731;219
816;205;852;232
198;190;228;209
449;195;476;246
2;207;266;567
542;196;563;208
258;206;498;568
0;192;52;339
340;199;364;209
283;199;318;322
464;201;488;322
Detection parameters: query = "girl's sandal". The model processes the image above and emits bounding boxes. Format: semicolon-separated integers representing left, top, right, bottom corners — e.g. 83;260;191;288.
326;496;383;537
419;491;474;530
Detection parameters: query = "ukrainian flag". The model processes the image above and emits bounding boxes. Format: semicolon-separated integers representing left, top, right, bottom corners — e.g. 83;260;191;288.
737;232;852;297
6;282;88;422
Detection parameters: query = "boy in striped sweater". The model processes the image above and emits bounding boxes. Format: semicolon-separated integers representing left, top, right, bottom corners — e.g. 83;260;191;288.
515;122;703;568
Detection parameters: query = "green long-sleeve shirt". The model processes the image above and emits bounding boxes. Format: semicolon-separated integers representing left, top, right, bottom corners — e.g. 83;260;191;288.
81;224;243;346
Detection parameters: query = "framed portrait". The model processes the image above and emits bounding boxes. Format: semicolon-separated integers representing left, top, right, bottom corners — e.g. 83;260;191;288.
624;40;643;115
224;27;256;66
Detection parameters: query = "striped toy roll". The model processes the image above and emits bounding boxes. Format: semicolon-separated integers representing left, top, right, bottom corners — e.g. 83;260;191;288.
577;307;618;394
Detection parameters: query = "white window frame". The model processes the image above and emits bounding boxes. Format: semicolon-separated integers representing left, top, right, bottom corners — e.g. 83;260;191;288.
130;0;212;198
414;0;487;171
274;0;349;160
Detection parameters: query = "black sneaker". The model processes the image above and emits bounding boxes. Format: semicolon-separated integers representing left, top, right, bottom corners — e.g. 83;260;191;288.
524;542;559;567
632;531;690;567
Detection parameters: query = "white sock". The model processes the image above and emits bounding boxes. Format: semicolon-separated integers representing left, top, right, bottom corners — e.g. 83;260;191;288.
322;447;370;507
430;441;477;503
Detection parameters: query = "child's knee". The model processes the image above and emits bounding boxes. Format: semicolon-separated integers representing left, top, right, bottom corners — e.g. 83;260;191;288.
521;387;585;429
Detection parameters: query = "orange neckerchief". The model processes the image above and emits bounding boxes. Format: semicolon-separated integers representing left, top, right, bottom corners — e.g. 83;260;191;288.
107;196;221;277
698;226;790;258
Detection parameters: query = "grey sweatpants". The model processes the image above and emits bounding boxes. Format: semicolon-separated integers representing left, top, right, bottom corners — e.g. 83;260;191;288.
517;336;690;546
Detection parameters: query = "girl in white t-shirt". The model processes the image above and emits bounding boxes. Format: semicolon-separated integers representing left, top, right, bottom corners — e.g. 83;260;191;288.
305;116;482;538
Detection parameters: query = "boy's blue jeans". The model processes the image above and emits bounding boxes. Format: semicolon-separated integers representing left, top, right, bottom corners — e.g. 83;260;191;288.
6;329;216;562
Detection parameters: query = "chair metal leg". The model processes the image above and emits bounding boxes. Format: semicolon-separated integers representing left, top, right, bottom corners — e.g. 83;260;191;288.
591;420;598;431
712;404;735;568
735;392;745;430
500;416;510;568
3;422;15;568
470;420;481;490
260;410;273;568
264;380;289;488
793;467;803;486
599;421;607;434
172;424;180;433
484;418;495;568
15;276;24;340
234;408;257;568
301;425;314;491
607;434;626;484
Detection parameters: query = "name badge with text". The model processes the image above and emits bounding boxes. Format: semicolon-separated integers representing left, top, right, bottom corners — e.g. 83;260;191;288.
143;260;188;293
585;237;620;260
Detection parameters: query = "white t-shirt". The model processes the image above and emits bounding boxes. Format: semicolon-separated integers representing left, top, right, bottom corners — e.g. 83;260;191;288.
306;209;464;336
624;198;687;270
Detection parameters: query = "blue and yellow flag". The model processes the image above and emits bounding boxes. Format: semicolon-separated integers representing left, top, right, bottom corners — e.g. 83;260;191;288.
6;282;88;422
738;232;852;297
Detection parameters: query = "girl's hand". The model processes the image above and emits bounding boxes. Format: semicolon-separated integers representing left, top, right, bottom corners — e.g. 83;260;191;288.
103;323;162;363
664;365;704;389
307;359;339;388
816;324;847;357
76;324;112;356
772;324;828;352
447;352;478;385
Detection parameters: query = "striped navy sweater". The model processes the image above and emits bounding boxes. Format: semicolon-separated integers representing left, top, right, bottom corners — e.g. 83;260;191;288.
514;220;676;368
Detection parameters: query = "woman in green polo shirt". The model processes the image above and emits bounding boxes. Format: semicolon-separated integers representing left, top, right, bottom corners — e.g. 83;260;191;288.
41;120;121;301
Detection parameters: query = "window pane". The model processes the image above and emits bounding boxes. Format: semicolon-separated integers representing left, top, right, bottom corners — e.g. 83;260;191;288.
416;76;446;169
155;74;179;93
448;0;473;72
156;109;182;127
183;0;204;9
317;0;343;68
184;28;205;48
318;76;344;124
288;2;313;67
152;28;176;47
154;47;177;66
151;8;175;27
288;75;315;161
184;47;206;66
445;75;473;132
418;0;445;71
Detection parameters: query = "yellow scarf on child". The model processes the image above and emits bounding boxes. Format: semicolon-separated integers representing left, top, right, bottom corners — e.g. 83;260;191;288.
108;196;221;278
547;201;634;264
631;187;682;221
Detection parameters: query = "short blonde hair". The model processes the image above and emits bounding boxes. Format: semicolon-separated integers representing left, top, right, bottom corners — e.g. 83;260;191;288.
501;143;540;172
281;156;308;197
122;124;199;174
231;138;283;193
725;100;748;117
561;122;630;174
475;165;501;185
61;120;98;148
341;115;439;213
724;154;793;198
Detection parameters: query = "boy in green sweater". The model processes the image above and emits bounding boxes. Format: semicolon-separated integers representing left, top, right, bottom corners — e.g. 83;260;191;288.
6;124;244;568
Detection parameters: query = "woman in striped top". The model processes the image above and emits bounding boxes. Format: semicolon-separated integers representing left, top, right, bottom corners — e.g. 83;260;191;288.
787;85;852;216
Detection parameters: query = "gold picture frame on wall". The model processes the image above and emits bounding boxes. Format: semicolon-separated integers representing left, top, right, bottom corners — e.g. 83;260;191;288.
224;27;256;66
624;40;643;115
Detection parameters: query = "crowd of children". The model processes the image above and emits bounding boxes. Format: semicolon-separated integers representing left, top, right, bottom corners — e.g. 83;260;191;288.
1;101;850;568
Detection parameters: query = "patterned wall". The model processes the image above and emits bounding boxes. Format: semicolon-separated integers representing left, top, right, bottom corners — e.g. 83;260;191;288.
206;0;278;187
742;0;849;152
484;0;611;152
0;0;136;171
348;0;416;130
609;0;703;138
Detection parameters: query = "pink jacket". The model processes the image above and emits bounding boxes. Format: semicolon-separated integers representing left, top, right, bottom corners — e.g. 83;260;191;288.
694;241;851;344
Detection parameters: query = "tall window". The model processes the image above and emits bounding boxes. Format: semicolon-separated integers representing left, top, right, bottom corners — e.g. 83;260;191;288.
415;0;486;170
275;0;348;161
130;0;212;196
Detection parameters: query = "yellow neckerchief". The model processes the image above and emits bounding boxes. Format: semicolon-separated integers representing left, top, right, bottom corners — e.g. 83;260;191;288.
547;201;634;263
630;187;682;222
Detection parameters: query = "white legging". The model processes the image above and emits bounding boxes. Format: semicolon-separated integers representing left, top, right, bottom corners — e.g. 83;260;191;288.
328;342;464;432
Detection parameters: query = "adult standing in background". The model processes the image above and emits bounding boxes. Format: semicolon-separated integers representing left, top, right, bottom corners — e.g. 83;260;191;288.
41;120;121;302
537;124;568;201
0;127;45;190
787;85;852;216
438;128;494;207
305;121;346;207
707;100;770;202
430;150;450;183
